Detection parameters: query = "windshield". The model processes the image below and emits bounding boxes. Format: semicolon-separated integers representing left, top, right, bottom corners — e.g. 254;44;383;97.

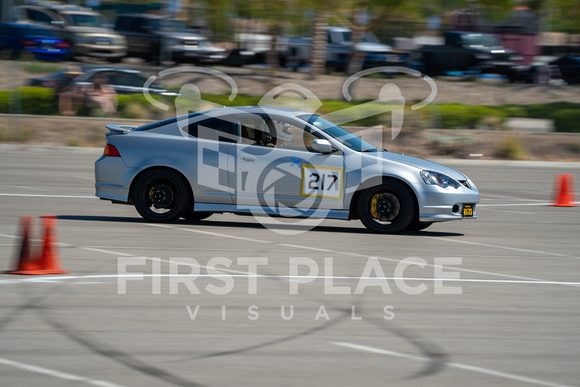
153;19;194;32
463;33;501;48
67;14;103;28
298;114;378;152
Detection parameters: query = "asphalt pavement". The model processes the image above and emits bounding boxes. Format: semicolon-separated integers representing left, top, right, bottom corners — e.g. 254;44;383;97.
0;147;579;387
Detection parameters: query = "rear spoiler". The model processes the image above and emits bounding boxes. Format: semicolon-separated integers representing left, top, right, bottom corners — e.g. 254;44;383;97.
105;124;137;134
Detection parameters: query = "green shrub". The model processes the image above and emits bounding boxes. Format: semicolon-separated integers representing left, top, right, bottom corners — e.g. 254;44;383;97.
0;87;56;115
525;102;580;119
496;137;528;160
501;104;528;118
552;110;580;133
437;104;479;128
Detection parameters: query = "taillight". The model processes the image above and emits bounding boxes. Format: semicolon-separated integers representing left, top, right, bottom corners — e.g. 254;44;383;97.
55;41;71;49
103;144;121;157
18;39;38;47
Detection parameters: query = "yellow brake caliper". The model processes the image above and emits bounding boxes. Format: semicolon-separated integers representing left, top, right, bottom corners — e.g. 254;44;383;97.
370;193;379;219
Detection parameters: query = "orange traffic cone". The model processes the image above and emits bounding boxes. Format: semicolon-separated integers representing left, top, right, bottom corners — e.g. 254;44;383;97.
5;216;69;275
5;216;39;274
552;174;577;207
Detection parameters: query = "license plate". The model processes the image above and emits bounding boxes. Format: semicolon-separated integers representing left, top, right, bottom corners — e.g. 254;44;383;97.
463;204;474;217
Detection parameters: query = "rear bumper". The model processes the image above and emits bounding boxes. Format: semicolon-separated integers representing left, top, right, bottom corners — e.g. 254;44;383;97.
94;155;133;202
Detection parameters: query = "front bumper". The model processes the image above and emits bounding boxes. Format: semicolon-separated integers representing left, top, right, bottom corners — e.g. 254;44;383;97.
74;44;126;58
417;182;480;222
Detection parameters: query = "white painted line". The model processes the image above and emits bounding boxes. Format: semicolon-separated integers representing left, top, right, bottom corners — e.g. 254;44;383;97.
0;193;96;199
332;342;572;387
145;224;580;287
427;237;575;259
2;273;580;287
0;356;125;387
479;202;580;207
481;208;534;215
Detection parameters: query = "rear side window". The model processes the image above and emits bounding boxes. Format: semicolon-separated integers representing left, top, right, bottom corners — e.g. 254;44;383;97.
186;116;236;143
27;9;56;25
115;16;134;32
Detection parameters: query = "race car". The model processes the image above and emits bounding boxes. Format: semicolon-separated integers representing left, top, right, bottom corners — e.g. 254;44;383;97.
94;106;479;233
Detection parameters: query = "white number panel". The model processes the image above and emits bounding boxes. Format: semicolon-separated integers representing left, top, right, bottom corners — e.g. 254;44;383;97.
300;164;344;200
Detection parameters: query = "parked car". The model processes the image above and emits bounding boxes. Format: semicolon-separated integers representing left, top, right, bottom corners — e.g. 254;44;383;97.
275;27;405;71
94;106;479;233
30;65;174;95
15;3;126;61
0;22;71;60
550;56;580;85
114;14;226;65
411;31;522;76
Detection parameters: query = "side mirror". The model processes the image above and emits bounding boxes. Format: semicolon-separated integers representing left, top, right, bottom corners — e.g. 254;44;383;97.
312;139;333;154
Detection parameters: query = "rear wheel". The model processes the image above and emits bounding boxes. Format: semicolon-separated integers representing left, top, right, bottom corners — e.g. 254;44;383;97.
357;181;415;234
133;169;189;223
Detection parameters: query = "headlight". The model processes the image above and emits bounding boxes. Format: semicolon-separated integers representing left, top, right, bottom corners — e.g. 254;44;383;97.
74;34;89;44
420;170;461;189
112;36;126;45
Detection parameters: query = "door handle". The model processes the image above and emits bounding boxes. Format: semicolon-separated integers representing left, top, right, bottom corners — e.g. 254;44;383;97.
241;156;256;162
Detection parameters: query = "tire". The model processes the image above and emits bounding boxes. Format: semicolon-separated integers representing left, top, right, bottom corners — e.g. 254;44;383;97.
406;220;433;232
183;211;212;221
132;169;190;223
357;181;415;234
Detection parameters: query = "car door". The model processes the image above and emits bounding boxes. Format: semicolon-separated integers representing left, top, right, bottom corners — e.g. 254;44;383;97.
230;113;345;214
183;114;237;204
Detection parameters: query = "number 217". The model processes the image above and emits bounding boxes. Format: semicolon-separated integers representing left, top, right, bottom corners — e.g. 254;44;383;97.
308;172;338;191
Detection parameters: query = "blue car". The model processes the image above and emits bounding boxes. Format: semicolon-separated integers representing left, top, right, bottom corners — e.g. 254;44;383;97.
0;23;71;60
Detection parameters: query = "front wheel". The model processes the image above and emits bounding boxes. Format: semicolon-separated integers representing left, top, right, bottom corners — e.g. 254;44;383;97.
132;169;190;223
357;181;415;234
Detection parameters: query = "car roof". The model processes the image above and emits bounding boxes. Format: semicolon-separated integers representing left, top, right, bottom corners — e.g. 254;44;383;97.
134;106;311;132
201;106;309;116
78;65;141;73
117;14;166;19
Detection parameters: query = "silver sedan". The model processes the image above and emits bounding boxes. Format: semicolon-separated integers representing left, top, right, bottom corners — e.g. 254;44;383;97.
94;106;479;233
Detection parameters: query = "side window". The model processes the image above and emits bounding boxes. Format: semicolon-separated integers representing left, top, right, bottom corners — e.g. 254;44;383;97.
239;116;272;146
187;116;236;143
115;16;133;32
121;73;146;87
238;115;322;151
27;9;56;25
275;120;319;152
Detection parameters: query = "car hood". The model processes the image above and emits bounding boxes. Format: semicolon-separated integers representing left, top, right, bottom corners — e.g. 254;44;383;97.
67;26;120;36
472;46;517;56
355;42;393;53
380;152;467;180
158;31;205;40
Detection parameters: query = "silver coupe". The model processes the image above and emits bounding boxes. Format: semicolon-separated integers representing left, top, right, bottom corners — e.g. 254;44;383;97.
94;106;479;233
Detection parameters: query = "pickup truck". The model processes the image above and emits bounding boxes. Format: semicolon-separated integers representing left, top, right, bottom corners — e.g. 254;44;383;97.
411;31;522;76
114;14;226;65
279;27;405;71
